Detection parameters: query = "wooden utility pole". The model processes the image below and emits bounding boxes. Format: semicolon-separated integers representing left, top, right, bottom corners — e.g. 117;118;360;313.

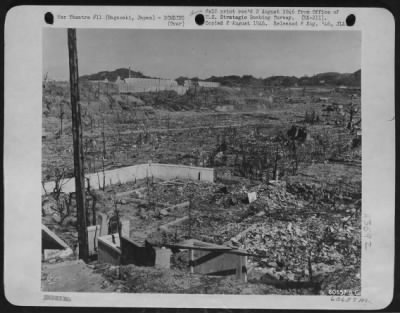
68;28;89;262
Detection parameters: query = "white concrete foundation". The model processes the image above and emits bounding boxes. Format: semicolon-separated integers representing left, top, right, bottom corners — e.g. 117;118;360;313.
43;163;214;195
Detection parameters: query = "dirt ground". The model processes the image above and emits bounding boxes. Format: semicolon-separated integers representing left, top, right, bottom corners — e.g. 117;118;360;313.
41;260;119;292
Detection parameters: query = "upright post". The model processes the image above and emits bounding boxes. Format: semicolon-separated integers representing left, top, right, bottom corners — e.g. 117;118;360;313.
189;249;194;274
68;28;89;262
188;197;192;238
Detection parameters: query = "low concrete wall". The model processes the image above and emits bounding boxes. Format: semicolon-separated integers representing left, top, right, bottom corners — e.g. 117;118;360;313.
98;235;121;265
42;163;214;195
151;164;214;182
120;236;155;266
87;218;130;257
191;250;247;282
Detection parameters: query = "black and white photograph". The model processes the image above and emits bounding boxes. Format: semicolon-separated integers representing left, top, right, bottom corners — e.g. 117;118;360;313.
40;28;362;295
3;5;396;309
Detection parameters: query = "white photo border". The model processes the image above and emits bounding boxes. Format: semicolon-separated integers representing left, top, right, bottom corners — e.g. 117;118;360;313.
4;6;395;309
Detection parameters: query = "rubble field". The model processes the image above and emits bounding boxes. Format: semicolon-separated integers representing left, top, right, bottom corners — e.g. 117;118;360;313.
42;82;361;294
42;159;361;294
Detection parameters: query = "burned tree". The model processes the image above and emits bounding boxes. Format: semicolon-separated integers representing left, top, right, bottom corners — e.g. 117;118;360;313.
101;118;107;159
59;99;66;135
346;103;359;131
86;178;98;226
47;168;73;224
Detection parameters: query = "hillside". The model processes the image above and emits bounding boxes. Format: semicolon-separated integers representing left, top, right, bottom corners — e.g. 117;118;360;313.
208;70;361;88
80;68;150;82
80;68;361;87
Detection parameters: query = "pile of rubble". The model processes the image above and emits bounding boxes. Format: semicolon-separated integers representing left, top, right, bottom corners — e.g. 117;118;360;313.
229;214;360;284
212;180;300;212
213;179;362;293
286;181;360;206
253;181;304;212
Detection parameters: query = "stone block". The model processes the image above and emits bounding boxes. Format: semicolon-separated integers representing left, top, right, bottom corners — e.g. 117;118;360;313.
96;212;109;236
121;219;130;238
248;192;257;203
98;234;121;265
154;248;172;269
87;225;101;256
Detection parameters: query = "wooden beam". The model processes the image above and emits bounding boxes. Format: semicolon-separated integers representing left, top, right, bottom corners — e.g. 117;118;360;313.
67;28;89;262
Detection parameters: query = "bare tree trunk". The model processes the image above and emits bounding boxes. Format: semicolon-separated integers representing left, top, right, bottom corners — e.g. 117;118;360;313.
273;149;279;180
101;156;106;191
102;118;106;159
188;197;192;238
86;178;97;226
308;255;313;282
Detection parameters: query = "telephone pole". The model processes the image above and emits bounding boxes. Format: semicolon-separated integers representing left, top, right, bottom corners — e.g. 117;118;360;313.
68;28;89;262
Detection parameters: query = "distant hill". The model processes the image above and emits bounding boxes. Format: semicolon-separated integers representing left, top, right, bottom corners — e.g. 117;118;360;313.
80;68;150;82
80;68;361;87
206;70;361;88
296;70;361;87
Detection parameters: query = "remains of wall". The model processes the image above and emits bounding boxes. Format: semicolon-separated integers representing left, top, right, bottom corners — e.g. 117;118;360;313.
191;249;247;282
43;164;149;194
42;163;214;195
98;235;121;265
184;80;220;88
198;81;220;88
117;77;188;94
150;164;214;182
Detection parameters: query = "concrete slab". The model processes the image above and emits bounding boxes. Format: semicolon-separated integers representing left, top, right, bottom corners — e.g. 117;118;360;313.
159;216;188;232
42;224;70;250
43;248;74;261
166;201;190;212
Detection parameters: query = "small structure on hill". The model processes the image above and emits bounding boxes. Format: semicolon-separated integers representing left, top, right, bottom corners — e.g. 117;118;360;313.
184;80;220;88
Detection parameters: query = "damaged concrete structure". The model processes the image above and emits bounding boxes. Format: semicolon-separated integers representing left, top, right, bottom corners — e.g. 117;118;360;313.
184;80;221;88
98;234;121;265
91;221;249;282
87;214;130;257
98;234;173;269
165;239;249;282
43;163;215;195
117;77;188;95
42;224;73;261
120;236;156;266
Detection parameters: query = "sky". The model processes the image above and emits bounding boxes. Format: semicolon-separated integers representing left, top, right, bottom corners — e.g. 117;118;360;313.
43;28;361;81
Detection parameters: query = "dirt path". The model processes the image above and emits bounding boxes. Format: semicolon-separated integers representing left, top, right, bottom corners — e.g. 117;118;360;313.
41;260;117;292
